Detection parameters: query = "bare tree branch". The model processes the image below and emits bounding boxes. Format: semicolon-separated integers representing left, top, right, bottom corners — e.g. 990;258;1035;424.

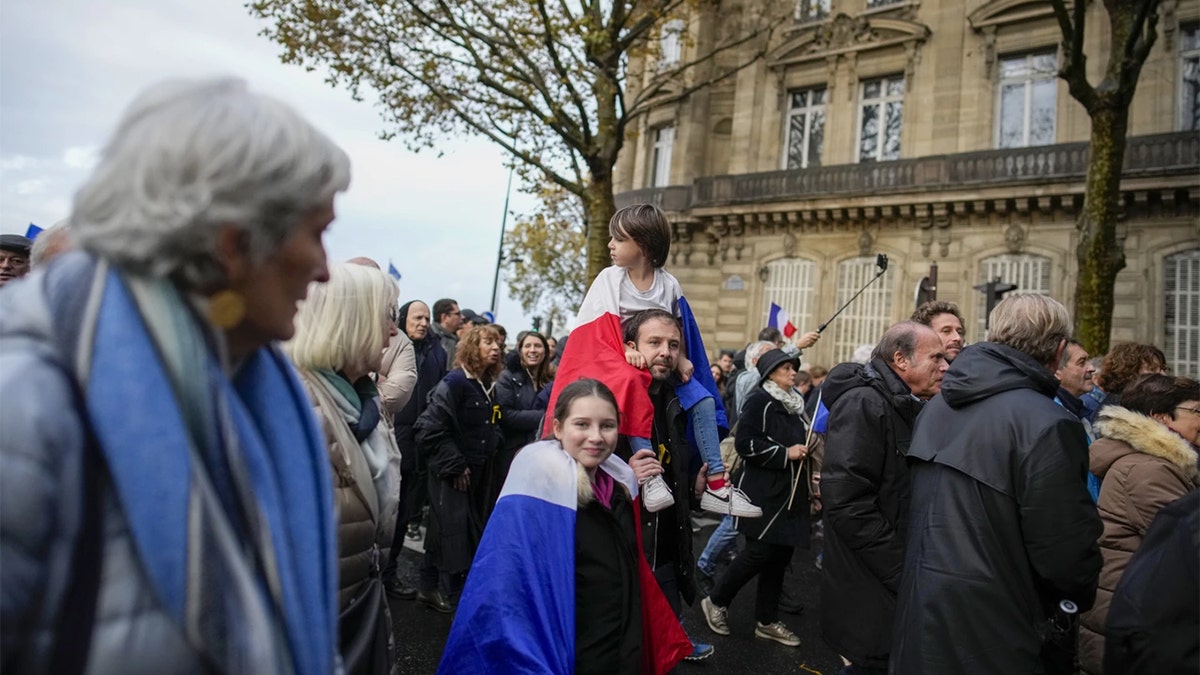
1050;0;1099;111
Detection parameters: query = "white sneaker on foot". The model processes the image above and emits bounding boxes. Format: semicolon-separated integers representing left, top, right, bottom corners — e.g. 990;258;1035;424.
701;484;763;518
641;474;675;512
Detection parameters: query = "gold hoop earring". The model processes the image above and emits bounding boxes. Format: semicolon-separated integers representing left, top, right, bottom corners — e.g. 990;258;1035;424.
208;289;246;329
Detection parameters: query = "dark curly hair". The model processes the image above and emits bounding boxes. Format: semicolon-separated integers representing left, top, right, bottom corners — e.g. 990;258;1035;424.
1096;342;1167;397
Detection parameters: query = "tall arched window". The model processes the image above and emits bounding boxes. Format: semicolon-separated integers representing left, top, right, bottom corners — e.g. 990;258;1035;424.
762;258;817;341
1164;248;1200;378
833;256;894;363
976;253;1051;340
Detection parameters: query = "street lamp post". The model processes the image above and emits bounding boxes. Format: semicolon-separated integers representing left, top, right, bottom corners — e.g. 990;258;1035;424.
489;164;515;317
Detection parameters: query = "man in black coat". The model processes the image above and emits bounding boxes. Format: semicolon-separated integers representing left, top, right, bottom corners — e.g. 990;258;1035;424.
620;309;713;661
819;322;947;674
891;294;1103;674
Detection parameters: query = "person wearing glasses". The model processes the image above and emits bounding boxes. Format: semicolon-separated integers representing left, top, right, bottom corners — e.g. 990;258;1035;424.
1079;373;1200;675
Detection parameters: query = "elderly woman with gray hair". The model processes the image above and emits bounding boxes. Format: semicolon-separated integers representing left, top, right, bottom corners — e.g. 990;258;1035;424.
0;78;348;674
286;262;402;675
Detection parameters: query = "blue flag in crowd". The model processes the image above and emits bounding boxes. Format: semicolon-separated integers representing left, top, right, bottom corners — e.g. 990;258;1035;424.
25;223;43;240
387;261;401;281
812;399;830;433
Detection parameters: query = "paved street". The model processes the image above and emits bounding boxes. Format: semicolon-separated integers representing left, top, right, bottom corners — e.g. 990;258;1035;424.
391;515;844;674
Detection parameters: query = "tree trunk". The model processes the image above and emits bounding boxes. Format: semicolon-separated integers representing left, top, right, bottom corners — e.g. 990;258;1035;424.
583;170;617;285
1073;104;1129;355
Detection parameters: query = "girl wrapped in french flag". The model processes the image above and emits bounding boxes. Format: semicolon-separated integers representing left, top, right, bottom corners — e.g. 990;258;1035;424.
438;380;691;674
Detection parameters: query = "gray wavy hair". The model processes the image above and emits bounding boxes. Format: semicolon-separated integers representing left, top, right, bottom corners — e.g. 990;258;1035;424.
70;77;351;289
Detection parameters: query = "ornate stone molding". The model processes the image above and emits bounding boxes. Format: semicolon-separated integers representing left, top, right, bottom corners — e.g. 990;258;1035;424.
1161;0;1180;50
1004;221;1027;254
783;232;798;257
857;229;874;257
768;12;931;69
967;0;1062;32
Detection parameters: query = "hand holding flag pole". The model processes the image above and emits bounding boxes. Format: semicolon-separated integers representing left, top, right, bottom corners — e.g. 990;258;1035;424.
816;253;888;333
788;389;823;511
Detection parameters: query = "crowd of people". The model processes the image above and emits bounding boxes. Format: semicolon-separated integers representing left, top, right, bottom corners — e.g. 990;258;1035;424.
1;76;1197;675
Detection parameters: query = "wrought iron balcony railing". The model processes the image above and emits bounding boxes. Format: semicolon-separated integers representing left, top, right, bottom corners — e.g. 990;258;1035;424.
615;131;1199;211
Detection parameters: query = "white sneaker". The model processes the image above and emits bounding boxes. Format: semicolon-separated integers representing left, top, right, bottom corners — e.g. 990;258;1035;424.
640;474;675;512
701;484;763;518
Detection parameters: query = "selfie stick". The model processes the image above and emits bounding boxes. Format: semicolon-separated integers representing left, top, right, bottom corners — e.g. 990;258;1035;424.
816;253;889;333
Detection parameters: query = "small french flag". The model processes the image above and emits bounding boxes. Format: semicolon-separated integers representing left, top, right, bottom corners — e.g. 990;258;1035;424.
768;302;798;338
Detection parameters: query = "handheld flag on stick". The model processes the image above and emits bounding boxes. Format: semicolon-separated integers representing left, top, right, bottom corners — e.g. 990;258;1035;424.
387;261;401;281
812;399;830;434
768;303;798;338
25;223;43;240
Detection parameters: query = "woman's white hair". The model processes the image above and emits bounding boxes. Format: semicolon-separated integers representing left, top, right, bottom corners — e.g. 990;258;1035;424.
70;77;351;289
285;263;398;375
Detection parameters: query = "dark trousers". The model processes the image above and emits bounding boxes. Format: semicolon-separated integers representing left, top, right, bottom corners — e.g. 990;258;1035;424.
710;537;793;625
417;551;463;600
652;562;682;618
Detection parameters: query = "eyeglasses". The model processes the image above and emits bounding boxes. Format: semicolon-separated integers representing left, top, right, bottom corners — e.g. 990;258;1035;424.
1176;407;1200;417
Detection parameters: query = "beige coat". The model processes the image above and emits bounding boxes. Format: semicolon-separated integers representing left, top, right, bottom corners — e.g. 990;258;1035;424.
1079;405;1199;675
377;332;417;416
300;371;400;609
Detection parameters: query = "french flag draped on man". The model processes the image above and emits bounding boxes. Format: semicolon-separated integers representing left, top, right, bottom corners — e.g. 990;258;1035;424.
542;276;727;441
437;441;692;675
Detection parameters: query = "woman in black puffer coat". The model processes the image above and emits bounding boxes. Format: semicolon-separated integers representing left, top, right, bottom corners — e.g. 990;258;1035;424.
490;331;554;505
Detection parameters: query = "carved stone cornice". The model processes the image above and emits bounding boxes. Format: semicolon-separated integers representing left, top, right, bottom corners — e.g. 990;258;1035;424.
967;0;1066;31
768;12;931;69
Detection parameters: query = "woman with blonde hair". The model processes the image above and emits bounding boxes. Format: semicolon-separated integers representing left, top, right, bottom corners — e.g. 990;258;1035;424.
0;77;347;673
285;262;401;674
414;324;504;611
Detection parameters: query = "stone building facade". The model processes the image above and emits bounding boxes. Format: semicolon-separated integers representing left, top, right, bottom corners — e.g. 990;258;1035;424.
613;0;1199;377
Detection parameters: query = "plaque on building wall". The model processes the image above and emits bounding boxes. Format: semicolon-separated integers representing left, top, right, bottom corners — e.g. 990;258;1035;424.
723;274;746;291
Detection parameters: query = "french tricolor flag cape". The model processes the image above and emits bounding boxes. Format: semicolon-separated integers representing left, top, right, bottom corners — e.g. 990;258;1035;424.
436;441;692;674
543;270;727;441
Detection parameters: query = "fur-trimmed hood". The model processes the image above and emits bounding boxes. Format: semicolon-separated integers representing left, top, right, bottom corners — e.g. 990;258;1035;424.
1092;405;1199;479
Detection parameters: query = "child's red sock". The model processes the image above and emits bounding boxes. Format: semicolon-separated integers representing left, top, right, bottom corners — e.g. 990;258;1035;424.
707;476;727;491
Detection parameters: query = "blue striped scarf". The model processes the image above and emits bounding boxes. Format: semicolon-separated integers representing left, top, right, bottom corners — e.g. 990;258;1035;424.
54;254;337;674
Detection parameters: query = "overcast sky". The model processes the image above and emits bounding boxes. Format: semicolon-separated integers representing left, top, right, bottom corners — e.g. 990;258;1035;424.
0;0;542;331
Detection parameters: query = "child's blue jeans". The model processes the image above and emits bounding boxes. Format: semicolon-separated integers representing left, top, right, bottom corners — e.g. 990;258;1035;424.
631;396;724;476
